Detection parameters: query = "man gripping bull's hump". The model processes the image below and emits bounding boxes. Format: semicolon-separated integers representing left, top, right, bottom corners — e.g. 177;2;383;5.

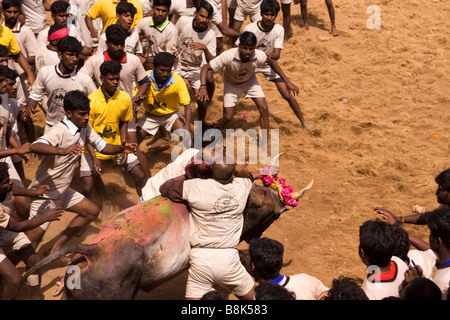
160;155;256;300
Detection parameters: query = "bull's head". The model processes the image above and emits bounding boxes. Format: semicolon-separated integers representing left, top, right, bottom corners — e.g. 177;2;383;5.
240;153;314;242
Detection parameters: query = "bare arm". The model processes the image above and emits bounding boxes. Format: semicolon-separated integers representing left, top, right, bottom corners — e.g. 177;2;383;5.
196;63;213;102
267;58;299;96
85;16;99;39
12;52;35;88
30;141;84;156
6;207;63;232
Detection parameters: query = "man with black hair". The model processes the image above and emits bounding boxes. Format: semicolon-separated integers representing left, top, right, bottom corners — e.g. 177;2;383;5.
375;167;450;225
80;23;151;179
80;24;149;106
1;0;39;102
175;0;217;122
80;60;147;214
135;0;179;71
136;52;192;149
0;162;62;299
160;154;256;300
254;282;296;300
24;36;97;133
240;0;312;132
36;1;92;58
0;65;34;221
3;67;33;183
26;89;137;255
359;219;409;300
326;276;369;300
198;31;299;134
249;237;329;300
97;1;143;55
0;20;35;89
86;0;143;37
425;208;450;298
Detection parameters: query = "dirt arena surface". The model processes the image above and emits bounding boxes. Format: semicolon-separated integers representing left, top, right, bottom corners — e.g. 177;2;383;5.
12;0;449;299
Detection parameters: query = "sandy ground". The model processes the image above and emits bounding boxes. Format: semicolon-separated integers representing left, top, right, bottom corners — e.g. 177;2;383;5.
11;0;450;299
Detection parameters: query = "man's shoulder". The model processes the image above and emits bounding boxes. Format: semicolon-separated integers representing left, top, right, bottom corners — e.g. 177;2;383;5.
114;89;133;102
171;72;188;85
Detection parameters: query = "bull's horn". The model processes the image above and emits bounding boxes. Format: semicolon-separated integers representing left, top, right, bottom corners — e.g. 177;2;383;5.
269;152;283;167
291;179;314;200
266;152;283;175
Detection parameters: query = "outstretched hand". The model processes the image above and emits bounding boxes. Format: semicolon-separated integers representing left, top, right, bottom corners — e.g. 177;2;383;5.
61;145;84;156
196;87;209;102
43;207;64;222
374;206;400;224
286;81;300;96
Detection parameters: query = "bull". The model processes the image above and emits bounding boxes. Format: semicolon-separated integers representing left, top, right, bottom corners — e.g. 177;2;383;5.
14;155;313;300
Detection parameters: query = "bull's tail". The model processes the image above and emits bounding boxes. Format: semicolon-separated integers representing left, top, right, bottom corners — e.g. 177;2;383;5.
13;243;99;300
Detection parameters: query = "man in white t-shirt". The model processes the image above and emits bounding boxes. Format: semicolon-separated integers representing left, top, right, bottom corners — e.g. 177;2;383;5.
18;0;48;35
160;155;255;300
26;90;137;256
239;0;312;132
36;1;92;58
1;0;39;103
404;209;450;299
0;161;63;299
198;31;299;134
169;0;239;54
230;0;261;43
249;237;329;300
359;219;409;300
175;1;216;122
135;0;179;72
24;36;97;133
80;23;151;179
34;25;69;75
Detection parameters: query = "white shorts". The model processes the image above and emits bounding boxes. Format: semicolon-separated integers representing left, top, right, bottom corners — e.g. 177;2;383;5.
180;68;201;90
29;189;85;231
79;152;140;177
223;76;265;108
137;111;183;136
185;248;254;299
256;65;281;81
281;0;292;4
234;2;262;22
0;230;31;263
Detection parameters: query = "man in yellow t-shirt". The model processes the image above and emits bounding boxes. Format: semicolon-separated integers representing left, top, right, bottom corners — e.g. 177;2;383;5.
85;0;143;38
80;60;146;210
0;25;35;88
136;52;192;148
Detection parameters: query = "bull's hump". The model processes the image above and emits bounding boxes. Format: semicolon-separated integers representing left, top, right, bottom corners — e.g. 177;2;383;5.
88;197;189;245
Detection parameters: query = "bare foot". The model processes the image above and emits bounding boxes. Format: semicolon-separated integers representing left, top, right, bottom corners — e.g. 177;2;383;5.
304;123;314;133
331;25;339;36
303;23;310;30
